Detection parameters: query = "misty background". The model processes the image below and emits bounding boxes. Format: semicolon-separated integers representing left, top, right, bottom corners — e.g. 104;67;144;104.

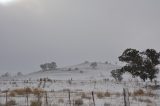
0;0;160;74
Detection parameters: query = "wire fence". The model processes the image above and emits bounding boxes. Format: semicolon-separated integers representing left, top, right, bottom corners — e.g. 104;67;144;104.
0;79;159;106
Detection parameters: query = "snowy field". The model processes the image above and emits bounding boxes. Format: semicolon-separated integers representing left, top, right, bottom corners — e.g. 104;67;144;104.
0;62;160;106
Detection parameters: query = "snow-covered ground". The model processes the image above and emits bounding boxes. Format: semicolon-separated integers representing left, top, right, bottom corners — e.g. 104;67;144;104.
0;62;160;106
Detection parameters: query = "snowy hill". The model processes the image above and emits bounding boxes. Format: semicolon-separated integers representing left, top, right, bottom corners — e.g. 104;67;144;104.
13;62;120;81
0;62;160;106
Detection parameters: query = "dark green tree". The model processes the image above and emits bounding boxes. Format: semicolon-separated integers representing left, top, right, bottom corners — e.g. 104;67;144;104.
90;62;98;69
111;69;123;81
118;48;159;82
143;49;160;81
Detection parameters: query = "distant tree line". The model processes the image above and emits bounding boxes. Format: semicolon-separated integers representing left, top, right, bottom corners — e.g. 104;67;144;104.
111;48;160;82
40;62;57;71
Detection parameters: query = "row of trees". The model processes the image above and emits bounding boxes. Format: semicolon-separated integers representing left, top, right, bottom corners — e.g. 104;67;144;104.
40;62;57;71
111;48;160;82
39;61;100;71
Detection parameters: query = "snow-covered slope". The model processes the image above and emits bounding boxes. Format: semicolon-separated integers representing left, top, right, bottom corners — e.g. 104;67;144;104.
0;62;160;106
14;62;120;81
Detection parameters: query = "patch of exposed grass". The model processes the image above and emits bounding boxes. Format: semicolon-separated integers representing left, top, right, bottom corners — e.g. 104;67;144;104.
96;92;105;99
9;87;45;96
81;92;91;99
104;91;111;97
30;100;42;106
75;98;83;106
133;89;145;96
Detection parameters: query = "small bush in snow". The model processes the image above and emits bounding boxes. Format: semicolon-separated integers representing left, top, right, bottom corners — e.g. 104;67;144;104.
96;92;104;99
9;92;16;97
133;89;145;96
75;68;79;70
81;92;91;99
90;62;98;69
146;90;155;97
114;92;121;97
80;70;84;73
104;91;111;97
58;99;64;103
11;88;32;95
68;68;72;71
138;98;152;103
52;104;59;106
10;87;45;96
111;69;123;82
146;102;155;106
104;103;111;106
30;100;42;106
6;100;16;106
75;99;83;106
33;88;45;95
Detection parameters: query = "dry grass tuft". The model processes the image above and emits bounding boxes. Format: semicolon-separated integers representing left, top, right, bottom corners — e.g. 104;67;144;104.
81;92;91;99
138;98;152;103
145;90;155;97
9;91;16;97
75;98;83;106
9;87;45;96
30;100;42;106
6;100;16;106
133;89;145;96
58;99;64;103
114;92;121;97
104;91;111;97
96;92;105;99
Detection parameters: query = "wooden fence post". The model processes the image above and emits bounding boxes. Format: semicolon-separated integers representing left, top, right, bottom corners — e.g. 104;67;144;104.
45;91;48;106
5;90;8;106
123;88;130;106
92;91;95;106
26;88;29;106
68;90;71;106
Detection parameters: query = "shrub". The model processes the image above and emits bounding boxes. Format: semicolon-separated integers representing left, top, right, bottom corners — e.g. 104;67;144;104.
104;92;111;97
138;98;152;103
9;92;16;97
52;104;58;106
133;89;145;96
145;90;155;97
104;103;111;106
75;68;79;70
58;99;64;103
33;88;45;95
10;88;45;96
146;103;155;106
80;71;84;73
81;93;91;99
75;99;83;106
68;68;72;71
0;103;3;106
6;100;16;106
14;87;32;95
90;62;97;69
96;92;104;99
30;100;42;106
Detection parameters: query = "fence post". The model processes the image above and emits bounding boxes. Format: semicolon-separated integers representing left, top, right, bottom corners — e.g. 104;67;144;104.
123;88;130;106
45;91;48;106
5;90;8;106
92;91;95;106
68;90;71;106
26;88;29;106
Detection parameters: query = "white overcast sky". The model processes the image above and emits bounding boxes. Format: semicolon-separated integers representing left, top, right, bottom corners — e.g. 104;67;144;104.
0;0;160;73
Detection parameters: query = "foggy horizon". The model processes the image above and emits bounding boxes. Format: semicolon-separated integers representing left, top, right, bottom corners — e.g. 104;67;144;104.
1;0;160;74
